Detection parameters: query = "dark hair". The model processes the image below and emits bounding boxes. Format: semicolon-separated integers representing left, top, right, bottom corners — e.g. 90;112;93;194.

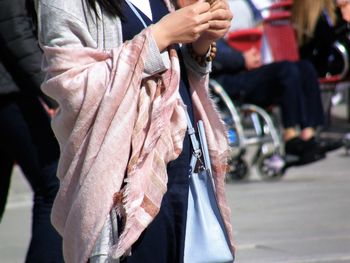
87;0;123;18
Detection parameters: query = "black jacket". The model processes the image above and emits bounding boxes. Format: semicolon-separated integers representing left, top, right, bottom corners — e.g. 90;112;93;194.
299;11;350;78
0;0;58;220
299;13;337;77
0;0;56;108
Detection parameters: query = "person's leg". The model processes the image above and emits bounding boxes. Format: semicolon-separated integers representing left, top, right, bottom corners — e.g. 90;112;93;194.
25;160;63;263
295;60;343;152
0;94;63;262
216;61;325;163
295;60;325;139
0;96;43;191
217;61;305;139
0;148;13;222
16;95;63;263
17;94;60;167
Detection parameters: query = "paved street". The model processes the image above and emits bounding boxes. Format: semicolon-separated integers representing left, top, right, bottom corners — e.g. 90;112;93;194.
228;149;350;263
1;105;350;263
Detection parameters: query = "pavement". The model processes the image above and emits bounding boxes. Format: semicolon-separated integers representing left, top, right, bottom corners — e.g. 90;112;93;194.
228;149;350;263
1;103;350;263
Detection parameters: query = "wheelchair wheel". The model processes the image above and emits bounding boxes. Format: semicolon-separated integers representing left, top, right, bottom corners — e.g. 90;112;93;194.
257;153;285;180
227;156;249;181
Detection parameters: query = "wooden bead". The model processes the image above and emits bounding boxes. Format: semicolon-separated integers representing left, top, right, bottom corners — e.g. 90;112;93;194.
188;41;217;66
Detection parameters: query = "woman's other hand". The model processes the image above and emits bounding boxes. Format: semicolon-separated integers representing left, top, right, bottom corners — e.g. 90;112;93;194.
192;0;233;56
151;1;212;51
206;0;233;42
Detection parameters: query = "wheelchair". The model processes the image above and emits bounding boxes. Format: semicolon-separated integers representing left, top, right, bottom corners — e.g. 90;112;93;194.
209;79;286;181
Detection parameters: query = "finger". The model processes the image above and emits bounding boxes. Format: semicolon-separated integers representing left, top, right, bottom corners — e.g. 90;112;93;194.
197;10;213;25
208;19;231;30
195;22;211;35
210;0;230;11
209;3;233;22
210;8;232;21
190;1;211;14
210;1;227;9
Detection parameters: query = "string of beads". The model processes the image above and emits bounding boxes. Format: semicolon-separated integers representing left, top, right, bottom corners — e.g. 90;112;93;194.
188;41;217;66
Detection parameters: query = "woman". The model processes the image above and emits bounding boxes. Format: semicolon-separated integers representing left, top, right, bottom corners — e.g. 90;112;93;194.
292;0;339;77
35;0;234;262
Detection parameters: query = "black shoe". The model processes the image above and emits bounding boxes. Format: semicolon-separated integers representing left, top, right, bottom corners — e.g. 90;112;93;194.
298;147;326;165
285;137;326;166
315;137;343;154
285;137;305;156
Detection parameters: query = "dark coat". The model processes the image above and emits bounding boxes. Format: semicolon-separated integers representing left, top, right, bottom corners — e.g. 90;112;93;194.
299;11;350;77
0;0;57;220
299;13;337;77
0;0;56;107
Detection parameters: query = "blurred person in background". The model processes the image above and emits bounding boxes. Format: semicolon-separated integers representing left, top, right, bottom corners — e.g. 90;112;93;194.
0;0;63;262
213;0;332;165
291;0;344;78
291;0;347;151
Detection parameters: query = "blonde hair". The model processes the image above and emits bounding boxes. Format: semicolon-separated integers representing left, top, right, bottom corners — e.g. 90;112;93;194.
292;0;336;46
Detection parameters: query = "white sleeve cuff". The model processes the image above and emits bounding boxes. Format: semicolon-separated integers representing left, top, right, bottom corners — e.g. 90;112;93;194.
181;44;212;76
143;33;169;77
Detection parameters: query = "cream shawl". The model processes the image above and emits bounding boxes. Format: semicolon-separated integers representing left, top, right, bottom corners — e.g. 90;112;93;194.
37;0;235;262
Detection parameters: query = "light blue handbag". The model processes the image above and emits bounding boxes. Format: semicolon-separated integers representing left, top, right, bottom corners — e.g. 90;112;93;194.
184;113;234;263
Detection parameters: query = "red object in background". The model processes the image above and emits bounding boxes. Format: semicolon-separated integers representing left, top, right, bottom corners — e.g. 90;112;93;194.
227;28;263;52
269;0;293;12
263;11;299;62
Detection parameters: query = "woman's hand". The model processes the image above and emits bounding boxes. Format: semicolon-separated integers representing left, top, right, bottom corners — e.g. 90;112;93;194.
192;0;233;56
206;0;233;42
151;1;212;51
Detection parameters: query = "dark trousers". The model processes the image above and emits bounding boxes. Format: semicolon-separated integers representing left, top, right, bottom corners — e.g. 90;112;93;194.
216;60;325;129
120;146;190;263
0;93;63;262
